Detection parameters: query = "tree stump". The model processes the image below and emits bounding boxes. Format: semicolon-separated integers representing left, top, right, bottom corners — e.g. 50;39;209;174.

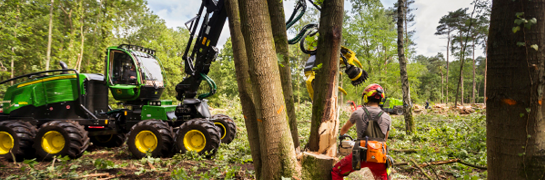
301;152;337;180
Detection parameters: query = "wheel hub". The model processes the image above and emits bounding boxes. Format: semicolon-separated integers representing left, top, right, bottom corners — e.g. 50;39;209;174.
135;130;157;153
214;122;227;140
183;130;206;152
42;131;65;154
0;131;14;155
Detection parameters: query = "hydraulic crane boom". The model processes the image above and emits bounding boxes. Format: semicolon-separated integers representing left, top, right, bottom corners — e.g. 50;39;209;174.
176;0;228;101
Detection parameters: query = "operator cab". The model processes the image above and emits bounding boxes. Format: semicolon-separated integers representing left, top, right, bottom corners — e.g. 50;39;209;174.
106;45;165;102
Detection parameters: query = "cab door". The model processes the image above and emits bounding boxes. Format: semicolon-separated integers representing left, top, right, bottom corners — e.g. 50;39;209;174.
106;48;141;101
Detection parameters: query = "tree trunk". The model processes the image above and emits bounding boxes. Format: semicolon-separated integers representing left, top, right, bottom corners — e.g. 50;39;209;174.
267;0;300;150
308;0;343;157
301;152;336;180
457;30;465;106
10;4;19;85
238;0;298;178
487;1;545;179
472;40;476;104
225;0;263;178
76;11;85;72
441;67;444;103
397;0;414;134
446;31;450;104
484;39;488;105
45;0;54;71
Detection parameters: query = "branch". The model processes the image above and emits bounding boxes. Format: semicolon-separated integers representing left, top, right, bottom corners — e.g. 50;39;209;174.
78;173;110;178
411;159;433;180
458;159;487;170
390;149;420;153
395;158;487;170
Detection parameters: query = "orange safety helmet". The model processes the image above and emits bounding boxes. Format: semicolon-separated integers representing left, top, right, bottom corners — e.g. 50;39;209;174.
362;84;385;104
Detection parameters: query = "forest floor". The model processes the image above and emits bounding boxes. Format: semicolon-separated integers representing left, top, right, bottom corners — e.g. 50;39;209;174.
0;100;487;180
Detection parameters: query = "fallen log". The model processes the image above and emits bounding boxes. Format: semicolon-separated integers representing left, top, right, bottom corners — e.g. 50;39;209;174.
301;152;336;180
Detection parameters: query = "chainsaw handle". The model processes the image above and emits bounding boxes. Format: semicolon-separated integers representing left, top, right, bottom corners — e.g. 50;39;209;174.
339;134;353;141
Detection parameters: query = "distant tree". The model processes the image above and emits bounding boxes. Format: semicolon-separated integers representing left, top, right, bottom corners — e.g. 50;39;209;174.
435;10;459;104
397;0;414;134
45;0;54;71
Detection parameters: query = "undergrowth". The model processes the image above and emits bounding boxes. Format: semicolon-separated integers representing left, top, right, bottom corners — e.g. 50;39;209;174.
1;96;487;179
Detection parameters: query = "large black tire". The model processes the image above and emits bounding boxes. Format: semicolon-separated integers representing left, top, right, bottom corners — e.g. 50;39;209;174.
175;119;220;157
0;120;37;161
127;120;174;159
211;114;237;144
90;133;126;147
34;121;90;160
394;107;404;115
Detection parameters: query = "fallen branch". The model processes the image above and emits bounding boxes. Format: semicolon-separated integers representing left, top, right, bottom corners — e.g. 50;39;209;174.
411;159;433;180
394;159;487;170
458;159;487;170
97;175;121;180
147;161;156;170
390;149;420;153
78;173;110;178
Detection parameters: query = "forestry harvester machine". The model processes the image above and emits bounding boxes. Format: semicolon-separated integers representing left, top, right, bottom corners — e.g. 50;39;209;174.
0;0;237;161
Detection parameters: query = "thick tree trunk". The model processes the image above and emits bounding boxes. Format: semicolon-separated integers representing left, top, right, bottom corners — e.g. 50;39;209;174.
472;41;476;104
308;0;343;157
487;1;545;179
301;152;336;180
397;0;415;134
225;0;263;178
267;0;300;150
45;0;54;71
238;0;298;178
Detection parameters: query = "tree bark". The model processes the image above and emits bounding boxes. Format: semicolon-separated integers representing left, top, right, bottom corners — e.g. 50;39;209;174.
397;0;414;134
472;40;476;104
487;0;545;179
76;8;84;72
45;0;54;71
308;0;343;157
446;31;450;104
484;40;487;105
225;0;262;178
238;0;298;179
458;30;465;106
441;67;444;103
10;3;19;85
267;0;300;150
301;152;336;180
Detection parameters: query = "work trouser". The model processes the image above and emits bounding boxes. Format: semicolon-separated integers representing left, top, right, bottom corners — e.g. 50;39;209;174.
331;153;388;180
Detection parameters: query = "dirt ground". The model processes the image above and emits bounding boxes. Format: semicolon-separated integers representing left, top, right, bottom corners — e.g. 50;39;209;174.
0;145;254;179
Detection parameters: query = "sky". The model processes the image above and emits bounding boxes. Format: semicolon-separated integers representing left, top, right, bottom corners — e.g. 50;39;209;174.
146;0;485;60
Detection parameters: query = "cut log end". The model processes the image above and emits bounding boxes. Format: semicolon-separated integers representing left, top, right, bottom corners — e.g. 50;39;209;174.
301;152;337;180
